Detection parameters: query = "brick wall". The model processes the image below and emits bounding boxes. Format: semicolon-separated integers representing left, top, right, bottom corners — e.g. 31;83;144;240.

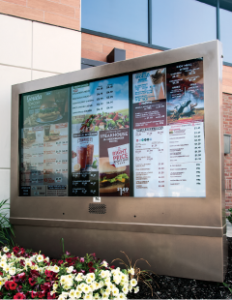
82;33;162;62
223;93;232;210
0;0;80;30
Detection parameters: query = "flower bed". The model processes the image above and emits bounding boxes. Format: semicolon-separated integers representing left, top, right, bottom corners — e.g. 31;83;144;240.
0;246;139;299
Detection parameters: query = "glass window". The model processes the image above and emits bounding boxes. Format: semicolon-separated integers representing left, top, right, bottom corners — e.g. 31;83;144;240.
152;0;216;49
81;0;148;43
220;8;232;64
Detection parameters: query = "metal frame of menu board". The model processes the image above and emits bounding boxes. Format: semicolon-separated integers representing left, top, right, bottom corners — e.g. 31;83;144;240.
10;40;226;282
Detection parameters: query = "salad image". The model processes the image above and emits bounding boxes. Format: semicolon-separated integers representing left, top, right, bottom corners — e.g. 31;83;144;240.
80;112;129;132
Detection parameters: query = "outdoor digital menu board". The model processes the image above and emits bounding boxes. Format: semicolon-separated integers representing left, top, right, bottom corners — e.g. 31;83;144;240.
20;88;69;196
19;58;205;197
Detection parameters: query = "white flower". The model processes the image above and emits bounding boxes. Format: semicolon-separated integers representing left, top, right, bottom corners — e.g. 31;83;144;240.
113;274;122;285
86;273;95;282
128;268;135;275
37;255;44;263
53;283;58;290
93;293;99;299
66;266;74;273
3;265;9;272
105;277;111;285
75;273;84;282
130;278;137;287
3;247;9;253
75;290;82;298
0;262;6;269
82;284;91;294
61;292;69;298
118;293;126;299
90;282;97;291
122;285;128;294
112;287;119;297
53;265;60;273
128;284;133;292
121;273;128;282
69;289;76;298
58;296;65;300
100;260;108;268
86;277;93;285
45;256;50;263
100;270;107;278
134;286;139;293
84;294;92;300
9;267;16;276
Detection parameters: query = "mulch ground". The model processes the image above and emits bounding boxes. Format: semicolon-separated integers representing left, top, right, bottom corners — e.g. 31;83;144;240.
128;237;232;299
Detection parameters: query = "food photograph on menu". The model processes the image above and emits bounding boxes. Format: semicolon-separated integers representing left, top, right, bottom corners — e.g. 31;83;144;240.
71;75;130;197
166;59;204;125
20;88;69;197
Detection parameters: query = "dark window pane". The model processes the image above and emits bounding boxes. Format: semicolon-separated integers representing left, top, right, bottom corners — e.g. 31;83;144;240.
220;8;232;64
152;0;216;49
82;0;148;43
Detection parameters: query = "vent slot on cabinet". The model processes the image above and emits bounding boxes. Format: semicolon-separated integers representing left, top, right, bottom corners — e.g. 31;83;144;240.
89;203;106;214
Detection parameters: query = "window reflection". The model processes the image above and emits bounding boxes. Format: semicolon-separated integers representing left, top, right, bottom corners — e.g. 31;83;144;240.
82;0;148;43
152;0;216;49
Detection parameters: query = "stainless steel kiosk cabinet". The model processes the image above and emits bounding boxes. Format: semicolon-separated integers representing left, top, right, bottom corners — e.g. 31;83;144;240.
11;40;227;282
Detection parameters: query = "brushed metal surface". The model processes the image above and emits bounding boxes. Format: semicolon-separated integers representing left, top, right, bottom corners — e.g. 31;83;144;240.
10;40;227;281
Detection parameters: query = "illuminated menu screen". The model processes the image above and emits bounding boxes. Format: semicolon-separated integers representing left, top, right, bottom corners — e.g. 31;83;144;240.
20;88;69;196
71;76;130;197
133;59;205;197
19;58;205;198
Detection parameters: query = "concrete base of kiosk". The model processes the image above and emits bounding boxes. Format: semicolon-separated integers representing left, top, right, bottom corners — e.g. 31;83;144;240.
12;224;227;282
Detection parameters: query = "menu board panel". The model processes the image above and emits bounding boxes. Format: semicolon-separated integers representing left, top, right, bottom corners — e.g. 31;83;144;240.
71;75;130;197
19;58;206;199
133;59;206;197
20;88;69;196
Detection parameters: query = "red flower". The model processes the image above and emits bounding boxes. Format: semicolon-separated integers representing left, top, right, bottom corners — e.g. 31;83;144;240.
58;260;63;265
89;267;95;273
110;265;115;269
5;281;11;290
13;293;26;299
88;262;93;268
41;282;51;291
31;291;38;299
13;246;20;255
47;292;56;299
9;281;17;290
0;271;3;276
38;291;46;299
28;278;36;286
65;258;72;264
91;253;96;257
31;270;40;278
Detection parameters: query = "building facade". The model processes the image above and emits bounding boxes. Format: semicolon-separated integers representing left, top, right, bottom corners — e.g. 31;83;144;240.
0;0;232;209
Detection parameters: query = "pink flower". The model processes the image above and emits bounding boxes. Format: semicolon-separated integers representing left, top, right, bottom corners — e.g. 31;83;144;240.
80;257;84;263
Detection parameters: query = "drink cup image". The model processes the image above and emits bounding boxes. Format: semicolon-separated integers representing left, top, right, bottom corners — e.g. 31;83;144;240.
86;144;94;166
150;69;166;100
77;146;87;171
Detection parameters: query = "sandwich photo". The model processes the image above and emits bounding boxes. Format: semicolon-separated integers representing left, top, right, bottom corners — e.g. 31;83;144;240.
49;130;60;141
38;102;60;122
99;157;129;194
21;131;36;146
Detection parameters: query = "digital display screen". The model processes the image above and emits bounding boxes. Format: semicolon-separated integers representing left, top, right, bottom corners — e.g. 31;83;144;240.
133;59;205;197
19;59;205;197
71;75;130;197
20;88;69;196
